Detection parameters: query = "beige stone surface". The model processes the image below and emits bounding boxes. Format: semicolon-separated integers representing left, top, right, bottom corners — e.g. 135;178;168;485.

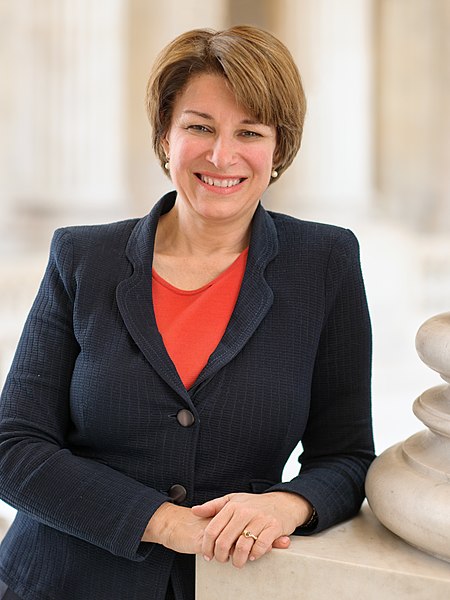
196;504;450;600
366;439;450;563
366;313;450;562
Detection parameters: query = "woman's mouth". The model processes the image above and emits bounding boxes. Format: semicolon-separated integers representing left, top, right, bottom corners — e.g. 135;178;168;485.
196;174;246;188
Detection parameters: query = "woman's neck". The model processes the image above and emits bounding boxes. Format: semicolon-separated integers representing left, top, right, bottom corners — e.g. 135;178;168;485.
154;202;253;258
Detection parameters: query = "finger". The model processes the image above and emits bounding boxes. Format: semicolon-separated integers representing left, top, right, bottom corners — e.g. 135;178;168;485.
272;536;290;549
231;527;262;568
228;516;272;568
191;495;231;518
206;509;259;564
248;525;282;562
201;506;235;561
231;519;281;568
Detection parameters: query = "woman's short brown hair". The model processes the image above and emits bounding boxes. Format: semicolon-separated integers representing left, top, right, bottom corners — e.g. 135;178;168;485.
146;25;306;181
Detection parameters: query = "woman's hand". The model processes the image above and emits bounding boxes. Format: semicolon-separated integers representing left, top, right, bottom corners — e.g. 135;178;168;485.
191;492;313;568
142;502;212;554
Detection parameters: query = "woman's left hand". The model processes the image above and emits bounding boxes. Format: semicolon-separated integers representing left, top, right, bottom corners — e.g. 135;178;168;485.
191;491;312;568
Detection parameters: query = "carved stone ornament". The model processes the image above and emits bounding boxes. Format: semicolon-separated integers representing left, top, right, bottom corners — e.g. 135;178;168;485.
366;312;450;563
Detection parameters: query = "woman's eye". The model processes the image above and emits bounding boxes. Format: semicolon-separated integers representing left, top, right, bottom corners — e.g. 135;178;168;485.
240;130;261;138
188;124;211;133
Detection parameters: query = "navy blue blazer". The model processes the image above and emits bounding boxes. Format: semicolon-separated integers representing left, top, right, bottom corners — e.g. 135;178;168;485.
0;192;374;600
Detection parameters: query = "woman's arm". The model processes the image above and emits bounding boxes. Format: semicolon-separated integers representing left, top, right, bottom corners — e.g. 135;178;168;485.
266;229;375;531
0;230;169;561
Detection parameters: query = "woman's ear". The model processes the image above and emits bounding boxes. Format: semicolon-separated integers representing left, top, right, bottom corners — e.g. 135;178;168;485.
161;135;169;157
272;145;281;170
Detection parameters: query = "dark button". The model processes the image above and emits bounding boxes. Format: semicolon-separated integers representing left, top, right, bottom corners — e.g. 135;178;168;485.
168;484;187;504
176;409;195;427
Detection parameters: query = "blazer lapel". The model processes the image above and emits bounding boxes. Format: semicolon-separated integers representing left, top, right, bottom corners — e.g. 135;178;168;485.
116;192;191;402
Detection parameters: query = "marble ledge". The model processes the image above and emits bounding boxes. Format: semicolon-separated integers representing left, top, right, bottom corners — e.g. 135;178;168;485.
196;503;450;600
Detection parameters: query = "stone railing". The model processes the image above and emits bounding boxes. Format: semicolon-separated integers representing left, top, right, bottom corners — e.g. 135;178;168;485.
196;502;450;599
366;311;450;562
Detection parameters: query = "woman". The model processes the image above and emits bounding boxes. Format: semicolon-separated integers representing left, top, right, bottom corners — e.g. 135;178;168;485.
0;26;374;600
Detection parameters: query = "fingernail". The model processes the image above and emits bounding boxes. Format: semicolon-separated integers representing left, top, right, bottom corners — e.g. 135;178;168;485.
203;555;210;562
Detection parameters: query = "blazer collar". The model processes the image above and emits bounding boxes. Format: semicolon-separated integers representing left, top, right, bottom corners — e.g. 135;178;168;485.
116;191;279;401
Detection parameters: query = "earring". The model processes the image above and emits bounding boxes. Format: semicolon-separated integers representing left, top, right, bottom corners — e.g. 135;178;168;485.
164;158;170;170
271;169;278;178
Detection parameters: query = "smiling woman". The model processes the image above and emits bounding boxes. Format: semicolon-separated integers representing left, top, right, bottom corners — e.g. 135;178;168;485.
0;25;374;600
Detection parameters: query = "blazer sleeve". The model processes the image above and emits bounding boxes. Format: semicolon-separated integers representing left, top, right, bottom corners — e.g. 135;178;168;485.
0;229;169;561
267;229;375;533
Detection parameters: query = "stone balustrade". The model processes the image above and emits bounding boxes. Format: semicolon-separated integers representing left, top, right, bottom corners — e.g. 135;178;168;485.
196;503;450;599
366;311;450;563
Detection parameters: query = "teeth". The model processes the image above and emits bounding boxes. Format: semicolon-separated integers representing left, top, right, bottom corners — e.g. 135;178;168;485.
200;175;242;188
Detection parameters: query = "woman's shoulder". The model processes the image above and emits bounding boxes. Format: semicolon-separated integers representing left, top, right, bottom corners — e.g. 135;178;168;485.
267;209;359;252
52;217;141;251
50;219;140;258
46;217;143;279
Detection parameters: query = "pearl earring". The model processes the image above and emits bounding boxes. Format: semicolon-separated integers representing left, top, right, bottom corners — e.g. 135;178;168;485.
271;169;278;178
164;159;170;170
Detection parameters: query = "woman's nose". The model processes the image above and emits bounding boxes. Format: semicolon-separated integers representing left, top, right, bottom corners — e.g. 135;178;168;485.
207;136;237;169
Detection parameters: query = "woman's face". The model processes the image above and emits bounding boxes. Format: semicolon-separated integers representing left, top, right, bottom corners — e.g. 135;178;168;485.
162;73;277;225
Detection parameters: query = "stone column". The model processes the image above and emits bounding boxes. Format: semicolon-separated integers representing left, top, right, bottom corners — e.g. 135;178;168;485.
266;0;374;219
366;312;450;562
7;0;128;217
376;0;450;233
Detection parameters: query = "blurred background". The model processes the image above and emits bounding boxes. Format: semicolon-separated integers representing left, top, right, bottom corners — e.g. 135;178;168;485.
1;0;449;526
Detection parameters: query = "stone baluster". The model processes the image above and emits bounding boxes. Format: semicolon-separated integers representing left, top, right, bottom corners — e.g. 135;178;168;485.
366;311;450;562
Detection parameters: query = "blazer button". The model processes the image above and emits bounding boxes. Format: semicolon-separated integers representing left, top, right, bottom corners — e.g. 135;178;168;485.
168;484;187;504
176;409;195;427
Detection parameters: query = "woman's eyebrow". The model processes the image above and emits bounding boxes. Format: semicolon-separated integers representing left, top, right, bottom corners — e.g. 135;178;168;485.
240;118;263;126
182;110;213;119
182;110;264;126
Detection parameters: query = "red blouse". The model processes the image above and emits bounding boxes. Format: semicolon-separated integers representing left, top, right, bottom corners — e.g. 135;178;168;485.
152;248;248;389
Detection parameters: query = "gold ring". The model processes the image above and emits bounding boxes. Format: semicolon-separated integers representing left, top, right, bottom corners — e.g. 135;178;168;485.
242;529;258;542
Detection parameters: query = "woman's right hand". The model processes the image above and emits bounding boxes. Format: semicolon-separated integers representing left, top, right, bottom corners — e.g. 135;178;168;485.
142;502;212;554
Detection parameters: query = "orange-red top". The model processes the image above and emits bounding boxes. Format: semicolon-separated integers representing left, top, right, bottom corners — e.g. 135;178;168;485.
152;248;248;389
